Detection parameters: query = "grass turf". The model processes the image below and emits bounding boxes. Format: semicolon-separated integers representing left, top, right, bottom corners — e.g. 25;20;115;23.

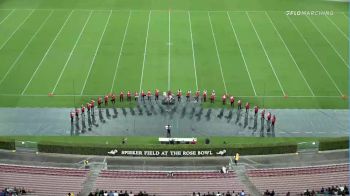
0;0;348;108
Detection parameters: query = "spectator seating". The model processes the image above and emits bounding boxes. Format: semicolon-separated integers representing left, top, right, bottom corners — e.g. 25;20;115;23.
94;170;246;196
0;164;89;196
247;164;349;195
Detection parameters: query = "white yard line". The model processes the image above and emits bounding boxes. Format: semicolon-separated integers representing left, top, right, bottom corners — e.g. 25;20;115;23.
306;16;348;68
246;11;286;96
168;10;171;90
208;12;227;94
0;93;343;98
110;11;132;93
0;10;53;88
51;11;93;94
325;15;349;41
0;9;15;25
287;16;344;96
265;12;315;97
0;10;34;51
187;11;199;90
227;11;257;96
80;10;112;95
138;10;151;93
21;10;74;95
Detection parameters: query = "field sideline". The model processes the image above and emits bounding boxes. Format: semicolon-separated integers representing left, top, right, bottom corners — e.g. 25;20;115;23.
0;0;348;108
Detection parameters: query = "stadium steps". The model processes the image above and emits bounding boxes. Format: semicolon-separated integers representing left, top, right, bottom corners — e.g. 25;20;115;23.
232;166;262;196
79;162;105;196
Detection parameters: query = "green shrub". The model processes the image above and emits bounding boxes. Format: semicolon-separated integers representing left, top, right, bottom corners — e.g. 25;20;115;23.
319;137;349;151
37;142;297;156
0;139;15;150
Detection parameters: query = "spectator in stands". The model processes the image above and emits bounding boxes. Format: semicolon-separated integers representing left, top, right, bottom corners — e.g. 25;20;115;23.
108;190;114;196
286;192;290;196
344;185;349;194
239;190;245;196
264;190;270;195
320;187;325;194
303;189;311;196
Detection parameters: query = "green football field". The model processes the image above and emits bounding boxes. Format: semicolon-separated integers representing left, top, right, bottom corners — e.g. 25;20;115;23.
0;0;348;108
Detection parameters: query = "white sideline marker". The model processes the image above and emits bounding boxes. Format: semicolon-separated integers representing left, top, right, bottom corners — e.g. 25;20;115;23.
110;11;132;93
246;11;286;96
51;11;93;94
325;15;349;41
306;16;348;69
0;9;15;25
265;12;315;97
80;10;112;95
0;10;34;51
287;16;344;96
139;11;151;94
227;11;257;96
0;10;53;88
188;11;199;91
208;12;228;94
22;10;75;95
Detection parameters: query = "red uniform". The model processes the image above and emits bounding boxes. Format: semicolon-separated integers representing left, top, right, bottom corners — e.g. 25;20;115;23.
111;94;116;104
272;115;276;126
195;90;200;102
141;91;145;102
230;96;235;107
237;100;242;110
254;106;258;115
75;108;79;118
203;91;207;102
222;94;226;105
210;93;215;103
177;90;182;102
134;92;139;101
147;90;151;101
87;103;91;112
97;97;102;107
81;105;85;115
186;91;191;101
245;102;250;112
267;112;271;121
104;95;109;106
120;91;124;102
127;91;131;102
155;89;159;101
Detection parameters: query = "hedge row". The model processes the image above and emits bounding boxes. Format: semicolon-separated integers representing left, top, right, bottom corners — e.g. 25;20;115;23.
0;139;15;150
319;137;349;151
0;137;347;156
37;142;297;156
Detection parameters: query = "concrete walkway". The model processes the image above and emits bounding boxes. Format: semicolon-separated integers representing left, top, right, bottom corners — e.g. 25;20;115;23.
0;103;348;137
